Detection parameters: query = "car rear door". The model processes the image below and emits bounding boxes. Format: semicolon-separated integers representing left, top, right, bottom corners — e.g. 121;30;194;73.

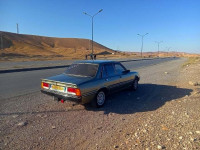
102;63;121;93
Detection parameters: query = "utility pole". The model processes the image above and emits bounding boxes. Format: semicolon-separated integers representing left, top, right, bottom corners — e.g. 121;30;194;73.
167;47;171;57
89;39;90;51
17;23;19;34
155;41;163;57
83;9;103;60
137;33;148;57
0;33;3;51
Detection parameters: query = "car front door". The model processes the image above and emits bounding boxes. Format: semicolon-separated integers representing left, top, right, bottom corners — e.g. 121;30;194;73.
114;63;132;89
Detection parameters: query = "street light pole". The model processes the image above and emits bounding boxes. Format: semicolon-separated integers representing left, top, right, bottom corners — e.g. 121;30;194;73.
92;16;94;56
167;47;171;57
155;41;163;57
0;33;3;51
137;33;148;57
16;23;19;34
83;9;103;60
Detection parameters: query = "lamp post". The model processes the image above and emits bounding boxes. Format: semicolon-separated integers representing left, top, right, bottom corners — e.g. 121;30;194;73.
16;23;19;34
137;33;148;57
0;32;3;51
155;41;163;57
166;47;171;57
83;9;103;60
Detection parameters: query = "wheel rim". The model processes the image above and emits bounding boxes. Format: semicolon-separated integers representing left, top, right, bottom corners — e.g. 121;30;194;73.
97;91;105;105
133;80;138;89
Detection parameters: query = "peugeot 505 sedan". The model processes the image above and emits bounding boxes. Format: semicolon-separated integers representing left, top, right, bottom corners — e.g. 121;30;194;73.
41;60;140;107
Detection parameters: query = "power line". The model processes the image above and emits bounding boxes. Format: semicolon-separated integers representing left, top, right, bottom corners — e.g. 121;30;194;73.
0;32;3;51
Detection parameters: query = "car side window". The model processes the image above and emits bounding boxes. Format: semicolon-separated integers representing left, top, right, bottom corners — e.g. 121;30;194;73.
104;64;115;77
101;66;107;78
114;63;126;74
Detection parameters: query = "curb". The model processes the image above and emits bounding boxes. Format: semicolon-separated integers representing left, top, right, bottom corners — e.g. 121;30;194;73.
0;65;70;74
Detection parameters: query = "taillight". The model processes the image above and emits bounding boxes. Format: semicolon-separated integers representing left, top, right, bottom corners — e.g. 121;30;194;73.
67;87;81;96
41;82;49;88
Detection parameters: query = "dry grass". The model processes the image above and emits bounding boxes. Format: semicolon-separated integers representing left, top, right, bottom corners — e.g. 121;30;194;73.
182;57;200;67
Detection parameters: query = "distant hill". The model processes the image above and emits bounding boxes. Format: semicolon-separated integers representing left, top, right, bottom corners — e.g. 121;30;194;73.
0;31;115;61
0;31;199;62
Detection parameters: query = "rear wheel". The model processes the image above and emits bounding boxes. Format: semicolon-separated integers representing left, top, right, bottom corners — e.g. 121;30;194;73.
92;90;106;108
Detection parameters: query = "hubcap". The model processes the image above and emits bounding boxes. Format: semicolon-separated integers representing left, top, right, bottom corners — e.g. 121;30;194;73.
97;91;105;105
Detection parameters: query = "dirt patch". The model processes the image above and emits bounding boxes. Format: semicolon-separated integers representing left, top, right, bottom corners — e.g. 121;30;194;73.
182;57;200;67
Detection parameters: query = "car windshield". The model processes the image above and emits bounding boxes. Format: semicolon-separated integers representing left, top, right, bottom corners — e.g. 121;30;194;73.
65;63;98;77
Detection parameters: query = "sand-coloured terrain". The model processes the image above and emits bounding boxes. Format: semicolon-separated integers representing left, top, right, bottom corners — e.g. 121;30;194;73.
0;31;199;62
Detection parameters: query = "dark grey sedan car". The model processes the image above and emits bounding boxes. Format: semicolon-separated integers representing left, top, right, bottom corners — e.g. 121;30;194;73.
41;60;140;107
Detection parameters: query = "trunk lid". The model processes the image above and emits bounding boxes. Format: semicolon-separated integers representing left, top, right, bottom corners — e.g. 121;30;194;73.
45;73;92;86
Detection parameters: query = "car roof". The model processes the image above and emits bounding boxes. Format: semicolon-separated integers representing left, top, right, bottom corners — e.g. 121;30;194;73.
75;60;119;64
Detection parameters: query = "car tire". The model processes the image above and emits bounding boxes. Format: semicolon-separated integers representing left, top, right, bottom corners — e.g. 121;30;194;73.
92;90;106;108
131;79;138;91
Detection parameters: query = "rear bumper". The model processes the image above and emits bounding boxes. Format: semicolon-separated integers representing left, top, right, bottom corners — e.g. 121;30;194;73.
41;89;82;103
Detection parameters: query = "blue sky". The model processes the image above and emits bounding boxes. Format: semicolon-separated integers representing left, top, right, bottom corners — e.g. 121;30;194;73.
1;0;200;53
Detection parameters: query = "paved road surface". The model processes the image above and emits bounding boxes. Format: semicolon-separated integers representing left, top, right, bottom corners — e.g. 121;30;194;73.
0;57;167;70
0;58;145;70
0;57;179;99
0;60;75;70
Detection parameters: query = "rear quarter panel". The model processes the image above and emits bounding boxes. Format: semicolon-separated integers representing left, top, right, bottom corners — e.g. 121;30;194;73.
79;79;105;104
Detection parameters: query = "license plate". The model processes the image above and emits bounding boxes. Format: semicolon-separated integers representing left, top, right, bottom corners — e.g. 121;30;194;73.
51;85;65;91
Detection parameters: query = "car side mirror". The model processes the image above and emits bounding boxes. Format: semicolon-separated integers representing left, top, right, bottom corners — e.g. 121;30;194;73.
122;70;130;74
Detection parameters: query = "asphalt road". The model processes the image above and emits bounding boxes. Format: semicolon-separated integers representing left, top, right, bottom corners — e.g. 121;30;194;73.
0;57;170;71
0;60;75;70
0;58;144;70
0;57;179;100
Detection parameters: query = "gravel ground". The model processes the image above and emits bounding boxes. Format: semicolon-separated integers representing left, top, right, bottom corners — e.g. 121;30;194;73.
0;58;200;150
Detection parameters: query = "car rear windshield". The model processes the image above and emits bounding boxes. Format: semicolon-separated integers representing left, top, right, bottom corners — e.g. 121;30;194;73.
65;63;98;77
